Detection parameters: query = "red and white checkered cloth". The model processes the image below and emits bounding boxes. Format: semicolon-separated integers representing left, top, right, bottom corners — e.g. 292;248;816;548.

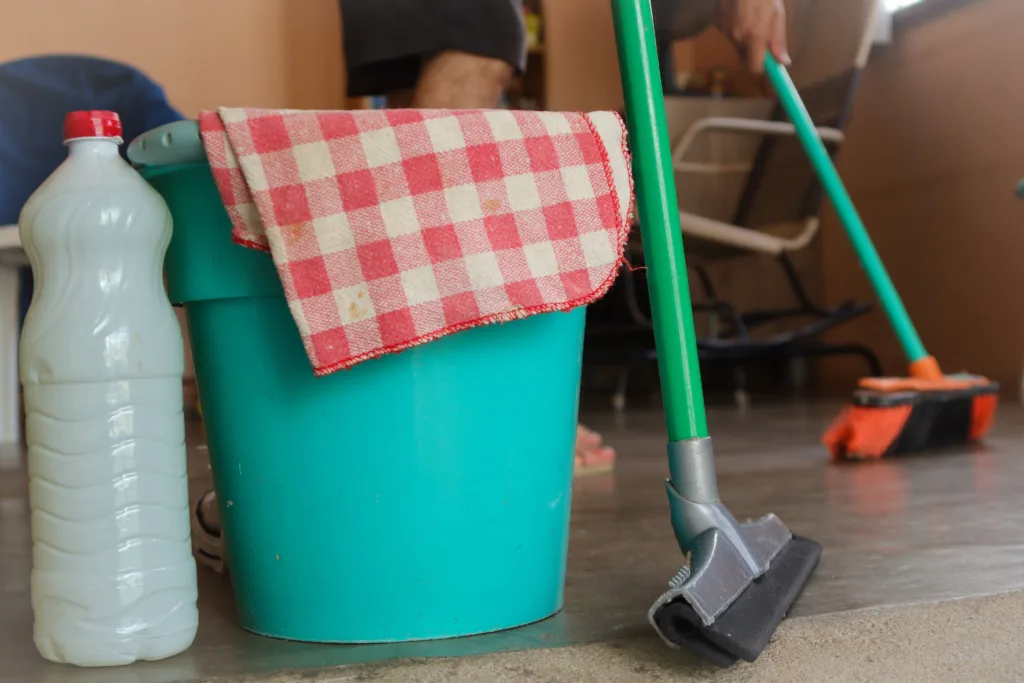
199;107;633;375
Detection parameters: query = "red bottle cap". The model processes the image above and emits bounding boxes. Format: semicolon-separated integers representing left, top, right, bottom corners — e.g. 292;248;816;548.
63;110;123;142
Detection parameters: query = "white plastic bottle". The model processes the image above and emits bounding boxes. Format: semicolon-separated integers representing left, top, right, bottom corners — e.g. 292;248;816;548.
18;110;198;667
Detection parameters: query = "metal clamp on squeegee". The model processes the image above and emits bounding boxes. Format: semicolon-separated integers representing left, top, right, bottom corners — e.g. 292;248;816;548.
663;437;793;624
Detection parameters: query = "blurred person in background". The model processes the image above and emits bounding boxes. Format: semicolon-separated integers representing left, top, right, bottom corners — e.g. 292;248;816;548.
339;0;789;469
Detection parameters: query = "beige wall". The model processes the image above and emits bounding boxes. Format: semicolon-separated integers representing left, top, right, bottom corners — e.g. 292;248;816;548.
542;0;623;112
820;0;1024;395
1;0;346;383
541;0;774;112
0;0;346;114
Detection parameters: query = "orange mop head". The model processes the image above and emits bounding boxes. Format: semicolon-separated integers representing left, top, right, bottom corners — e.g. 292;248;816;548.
824;357;998;461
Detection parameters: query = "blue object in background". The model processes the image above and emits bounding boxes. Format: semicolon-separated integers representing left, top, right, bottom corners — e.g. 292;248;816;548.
137;139;583;642
0;55;184;327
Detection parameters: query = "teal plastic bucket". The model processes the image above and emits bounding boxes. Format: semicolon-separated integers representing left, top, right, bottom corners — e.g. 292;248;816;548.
141;160;583;643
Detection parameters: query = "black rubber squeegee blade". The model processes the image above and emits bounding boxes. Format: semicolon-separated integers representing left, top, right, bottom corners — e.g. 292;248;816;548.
652;535;822;666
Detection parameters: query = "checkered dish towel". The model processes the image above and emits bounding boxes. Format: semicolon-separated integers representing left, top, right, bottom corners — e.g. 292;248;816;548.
199;108;633;376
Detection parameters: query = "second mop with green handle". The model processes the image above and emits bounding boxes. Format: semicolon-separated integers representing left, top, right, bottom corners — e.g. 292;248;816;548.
610;0;822;667
761;54;999;460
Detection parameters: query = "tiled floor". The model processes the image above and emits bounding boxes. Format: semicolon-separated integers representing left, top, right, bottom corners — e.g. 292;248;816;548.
4;402;1024;682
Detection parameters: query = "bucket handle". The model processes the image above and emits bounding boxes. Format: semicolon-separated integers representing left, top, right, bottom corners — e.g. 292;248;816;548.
127;120;205;167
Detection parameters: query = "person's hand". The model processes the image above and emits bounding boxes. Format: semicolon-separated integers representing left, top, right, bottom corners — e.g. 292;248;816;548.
715;0;789;74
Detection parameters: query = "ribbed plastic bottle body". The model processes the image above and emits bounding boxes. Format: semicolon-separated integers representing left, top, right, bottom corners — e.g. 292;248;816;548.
19;136;197;667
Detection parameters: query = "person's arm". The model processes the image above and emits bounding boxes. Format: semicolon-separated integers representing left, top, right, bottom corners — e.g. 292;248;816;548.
654;0;790;74
715;0;789;73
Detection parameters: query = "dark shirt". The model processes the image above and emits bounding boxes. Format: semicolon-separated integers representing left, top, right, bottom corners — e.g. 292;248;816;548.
653;0;717;40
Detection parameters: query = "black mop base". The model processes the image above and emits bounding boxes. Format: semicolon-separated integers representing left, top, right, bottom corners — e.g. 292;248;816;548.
652;535;822;667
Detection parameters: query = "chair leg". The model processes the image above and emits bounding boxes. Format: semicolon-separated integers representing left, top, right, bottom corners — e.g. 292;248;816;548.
612;362;631;413
779;252;830;317
612;370;628;413
692;263;719;301
788;356;809;394
612;354;635;413
733;365;750;410
691;264;754;340
688;263;718;338
612;350;655;413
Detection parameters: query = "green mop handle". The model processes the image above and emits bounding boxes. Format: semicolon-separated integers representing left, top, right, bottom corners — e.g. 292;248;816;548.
764;53;929;366
610;0;709;442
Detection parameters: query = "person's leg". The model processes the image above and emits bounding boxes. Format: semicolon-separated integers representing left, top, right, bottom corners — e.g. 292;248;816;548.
344;0;526;103
412;50;513;108
401;21;613;474
576;425;616;474
387;49;514;110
